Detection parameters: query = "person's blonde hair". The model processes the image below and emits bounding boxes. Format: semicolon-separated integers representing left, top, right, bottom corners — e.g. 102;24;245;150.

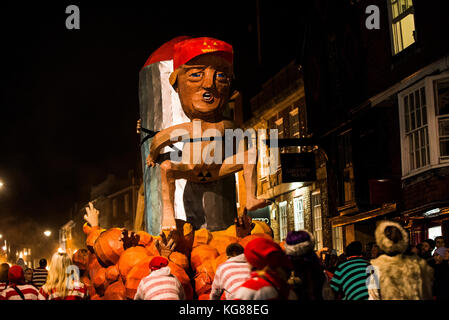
41;252;74;298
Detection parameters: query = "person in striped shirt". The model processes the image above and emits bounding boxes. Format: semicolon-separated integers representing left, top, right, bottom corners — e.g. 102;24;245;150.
330;241;370;300
134;256;185;300
32;258;48;289
210;243;251;300
233;237;297;300
39;252;88;300
0;265;45;300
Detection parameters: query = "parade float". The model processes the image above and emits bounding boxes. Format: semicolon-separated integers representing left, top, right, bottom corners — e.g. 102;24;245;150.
76;36;276;300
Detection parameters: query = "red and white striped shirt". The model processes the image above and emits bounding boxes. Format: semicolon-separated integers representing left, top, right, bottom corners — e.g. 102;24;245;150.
134;266;185;300
0;284;45;300
39;281;88;300
210;254;251;300
233;270;297;300
0;282;7;292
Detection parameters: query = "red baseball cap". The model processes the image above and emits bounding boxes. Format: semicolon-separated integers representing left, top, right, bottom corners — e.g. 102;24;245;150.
172;37;233;72
149;256;169;271
244;237;292;270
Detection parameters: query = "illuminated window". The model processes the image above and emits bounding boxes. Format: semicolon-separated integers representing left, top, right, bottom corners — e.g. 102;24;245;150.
312;191;323;251
399;75;449;177
279;201;288;241
388;0;415;55
293;197;304;231
258;130;269;177
435;78;449;160
332;226;344;255
428;226;442;240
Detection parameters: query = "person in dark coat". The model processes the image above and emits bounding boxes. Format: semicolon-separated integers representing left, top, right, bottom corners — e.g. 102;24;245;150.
0;263;10;291
430;247;449;300
284;230;327;300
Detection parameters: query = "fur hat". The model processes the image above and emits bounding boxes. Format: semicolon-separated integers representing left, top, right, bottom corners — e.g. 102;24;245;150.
375;220;409;254
284;230;315;257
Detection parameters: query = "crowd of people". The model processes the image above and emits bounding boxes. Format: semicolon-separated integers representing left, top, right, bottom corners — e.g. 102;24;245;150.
0;252;88;300
1;219;448;300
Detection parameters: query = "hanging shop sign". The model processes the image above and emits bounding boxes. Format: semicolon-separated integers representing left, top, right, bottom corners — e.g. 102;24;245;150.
247;206;271;226
280;152;316;183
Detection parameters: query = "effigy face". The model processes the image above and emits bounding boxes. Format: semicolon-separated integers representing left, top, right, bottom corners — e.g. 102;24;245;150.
175;54;233;122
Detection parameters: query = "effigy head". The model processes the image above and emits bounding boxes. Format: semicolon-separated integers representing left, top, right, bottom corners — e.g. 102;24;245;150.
169;37;233;122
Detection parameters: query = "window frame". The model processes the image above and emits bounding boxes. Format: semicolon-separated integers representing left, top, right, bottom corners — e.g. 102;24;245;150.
386;0;416;56
434;77;449;161
279;201;288;242
293;196;304;231
311;191;323;251
399;73;449;179
332;226;344;256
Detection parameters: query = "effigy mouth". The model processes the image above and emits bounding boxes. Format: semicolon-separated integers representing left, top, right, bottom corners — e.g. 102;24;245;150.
202;92;214;103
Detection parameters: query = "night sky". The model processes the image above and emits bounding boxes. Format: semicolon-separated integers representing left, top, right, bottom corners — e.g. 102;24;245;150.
0;1;304;246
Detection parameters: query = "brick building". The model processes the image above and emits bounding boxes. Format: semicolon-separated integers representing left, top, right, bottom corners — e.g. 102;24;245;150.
236;61;333;251
300;0;449;249
59;172;140;256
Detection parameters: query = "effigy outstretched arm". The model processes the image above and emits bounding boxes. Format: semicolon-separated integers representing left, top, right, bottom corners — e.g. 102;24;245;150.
147;122;193;167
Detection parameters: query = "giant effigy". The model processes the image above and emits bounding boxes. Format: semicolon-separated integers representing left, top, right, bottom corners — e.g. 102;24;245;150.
78;37;276;300
138;37;270;234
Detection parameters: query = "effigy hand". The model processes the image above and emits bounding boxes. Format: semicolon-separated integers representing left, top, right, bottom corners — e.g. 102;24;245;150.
121;230;141;250
155;230;177;258
146;154;156;167
84;202;99;227
235;208;255;238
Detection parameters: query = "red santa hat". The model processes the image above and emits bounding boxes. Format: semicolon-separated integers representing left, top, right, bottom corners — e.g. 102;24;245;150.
8;265;25;285
244;237;292;270
149;256;169;271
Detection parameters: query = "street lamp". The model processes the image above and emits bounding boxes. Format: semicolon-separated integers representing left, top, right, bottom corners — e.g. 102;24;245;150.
0;181;4;188
43;230;51;237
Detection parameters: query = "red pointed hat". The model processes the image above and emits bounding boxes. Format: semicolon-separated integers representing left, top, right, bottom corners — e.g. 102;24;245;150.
172;37;233;71
244;237;293;270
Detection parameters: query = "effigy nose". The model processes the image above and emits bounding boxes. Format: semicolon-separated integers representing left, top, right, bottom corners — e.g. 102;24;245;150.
201;69;215;89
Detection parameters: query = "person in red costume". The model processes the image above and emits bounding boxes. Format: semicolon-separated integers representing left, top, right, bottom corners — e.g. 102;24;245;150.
233;237;297;300
134;256;185;300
